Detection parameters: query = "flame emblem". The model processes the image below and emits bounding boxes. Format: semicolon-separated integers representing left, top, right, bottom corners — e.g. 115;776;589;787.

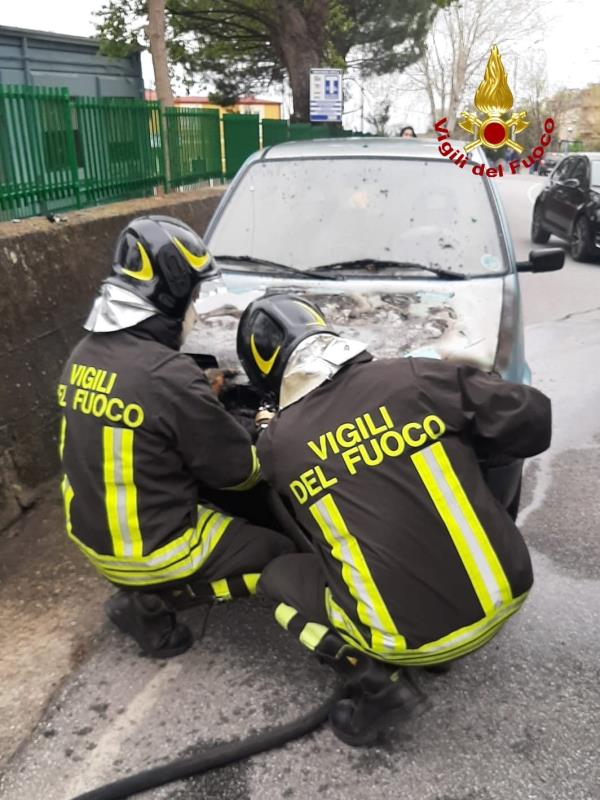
459;45;529;154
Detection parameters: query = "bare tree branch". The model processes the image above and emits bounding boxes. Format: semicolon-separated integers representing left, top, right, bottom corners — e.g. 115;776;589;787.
404;0;549;131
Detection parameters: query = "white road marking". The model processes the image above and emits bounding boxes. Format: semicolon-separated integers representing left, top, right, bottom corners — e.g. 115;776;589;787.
63;660;184;799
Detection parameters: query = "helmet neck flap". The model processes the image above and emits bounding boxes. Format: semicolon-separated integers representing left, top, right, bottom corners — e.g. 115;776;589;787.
279;333;368;408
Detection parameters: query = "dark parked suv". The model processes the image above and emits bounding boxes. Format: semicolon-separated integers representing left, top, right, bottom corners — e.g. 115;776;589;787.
532;153;600;261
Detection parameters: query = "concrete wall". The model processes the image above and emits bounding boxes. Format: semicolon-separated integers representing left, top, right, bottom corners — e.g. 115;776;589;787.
0;188;223;530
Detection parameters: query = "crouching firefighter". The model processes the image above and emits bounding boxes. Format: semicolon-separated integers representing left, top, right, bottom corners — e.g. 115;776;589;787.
237;294;552;746
57;217;294;658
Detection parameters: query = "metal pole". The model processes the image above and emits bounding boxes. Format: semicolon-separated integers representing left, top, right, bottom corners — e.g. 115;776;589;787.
360;89;364;134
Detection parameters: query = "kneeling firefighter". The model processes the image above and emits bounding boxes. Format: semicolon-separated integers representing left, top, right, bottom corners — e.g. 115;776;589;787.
57;216;294;659
237;294;552;746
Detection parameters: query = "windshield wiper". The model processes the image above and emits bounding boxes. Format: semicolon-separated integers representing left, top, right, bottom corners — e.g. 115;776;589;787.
308;259;467;280
214;255;339;280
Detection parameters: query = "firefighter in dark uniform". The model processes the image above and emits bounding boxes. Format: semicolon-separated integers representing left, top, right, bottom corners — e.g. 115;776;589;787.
237;294;552;746
58;217;294;659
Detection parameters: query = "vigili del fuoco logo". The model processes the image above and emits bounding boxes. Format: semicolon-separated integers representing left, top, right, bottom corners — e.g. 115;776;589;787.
434;45;555;178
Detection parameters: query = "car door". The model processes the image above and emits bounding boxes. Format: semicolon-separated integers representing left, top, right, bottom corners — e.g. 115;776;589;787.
544;157;575;232
560;157;589;236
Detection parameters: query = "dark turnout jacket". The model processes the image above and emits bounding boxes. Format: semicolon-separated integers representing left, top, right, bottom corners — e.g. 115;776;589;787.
58;318;260;587
258;356;551;664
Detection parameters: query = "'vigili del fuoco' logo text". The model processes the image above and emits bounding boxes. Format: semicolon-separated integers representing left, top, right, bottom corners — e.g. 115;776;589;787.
434;45;555;177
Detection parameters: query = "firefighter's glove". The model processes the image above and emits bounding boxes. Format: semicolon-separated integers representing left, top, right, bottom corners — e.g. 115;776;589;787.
255;406;276;434
206;368;237;398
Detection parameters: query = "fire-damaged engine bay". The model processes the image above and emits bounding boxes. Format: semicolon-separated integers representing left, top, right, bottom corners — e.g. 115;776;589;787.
184;285;497;434
184;285;522;517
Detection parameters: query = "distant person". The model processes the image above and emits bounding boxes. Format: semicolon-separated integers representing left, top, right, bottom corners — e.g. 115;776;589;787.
400;126;417;138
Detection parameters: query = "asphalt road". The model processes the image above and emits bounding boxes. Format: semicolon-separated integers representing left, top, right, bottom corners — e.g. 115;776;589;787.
2;174;599;800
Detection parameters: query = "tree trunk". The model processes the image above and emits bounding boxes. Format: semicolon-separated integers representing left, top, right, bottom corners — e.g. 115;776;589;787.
148;0;173;190
277;0;327;122
447;51;467;134
148;0;174;107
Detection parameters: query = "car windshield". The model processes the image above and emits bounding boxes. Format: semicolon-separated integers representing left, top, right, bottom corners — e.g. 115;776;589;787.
209;156;507;278
591;160;600;187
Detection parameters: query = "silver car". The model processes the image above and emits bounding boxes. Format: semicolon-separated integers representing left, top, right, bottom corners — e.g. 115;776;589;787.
192;138;563;517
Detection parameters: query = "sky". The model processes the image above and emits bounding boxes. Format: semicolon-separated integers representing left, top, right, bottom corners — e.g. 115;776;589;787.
1;0;599;131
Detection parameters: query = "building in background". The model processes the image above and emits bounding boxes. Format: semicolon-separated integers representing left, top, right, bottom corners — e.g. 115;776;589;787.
144;90;282;120
577;84;600;151
0;25;143;98
553;84;600;152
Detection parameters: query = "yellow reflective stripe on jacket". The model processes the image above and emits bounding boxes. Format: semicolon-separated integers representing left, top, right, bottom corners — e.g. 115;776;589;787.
325;590;371;652
77;507;214;570
223;446;261;492
325;591;527;666
311;494;406;652
102;426;143;559
61;475;74;536
76;510;233;586
411;441;512;615
378;592;528;665
59;417;67;460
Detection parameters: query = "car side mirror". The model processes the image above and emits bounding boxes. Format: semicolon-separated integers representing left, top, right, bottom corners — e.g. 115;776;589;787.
562;177;580;189
517;248;565;273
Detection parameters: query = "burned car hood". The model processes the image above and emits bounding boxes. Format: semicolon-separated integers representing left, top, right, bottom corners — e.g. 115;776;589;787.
186;275;505;374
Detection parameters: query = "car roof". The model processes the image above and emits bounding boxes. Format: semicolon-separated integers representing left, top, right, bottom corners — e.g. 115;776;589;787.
260;136;484;162
563;152;600;161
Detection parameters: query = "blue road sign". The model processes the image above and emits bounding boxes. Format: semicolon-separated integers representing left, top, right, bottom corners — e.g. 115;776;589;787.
310;68;343;123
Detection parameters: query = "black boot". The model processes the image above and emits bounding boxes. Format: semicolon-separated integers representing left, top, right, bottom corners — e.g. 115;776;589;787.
423;662;452;675
330;660;431;747
105;590;193;658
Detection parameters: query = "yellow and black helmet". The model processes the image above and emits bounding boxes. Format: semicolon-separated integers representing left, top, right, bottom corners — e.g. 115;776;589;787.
237;293;336;397
108;215;218;318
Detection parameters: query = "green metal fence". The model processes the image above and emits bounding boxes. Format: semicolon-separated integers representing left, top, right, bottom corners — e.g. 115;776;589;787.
262;118;362;148
0;83;367;221
0;85;79;218
165;107;221;187
74;97;164;206
262;118;290;147
223;113;260;179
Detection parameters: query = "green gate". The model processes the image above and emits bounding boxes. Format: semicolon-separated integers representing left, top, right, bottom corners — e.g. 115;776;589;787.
165;107;222;187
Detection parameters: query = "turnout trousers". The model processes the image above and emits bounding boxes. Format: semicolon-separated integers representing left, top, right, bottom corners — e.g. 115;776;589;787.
111;484;295;609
